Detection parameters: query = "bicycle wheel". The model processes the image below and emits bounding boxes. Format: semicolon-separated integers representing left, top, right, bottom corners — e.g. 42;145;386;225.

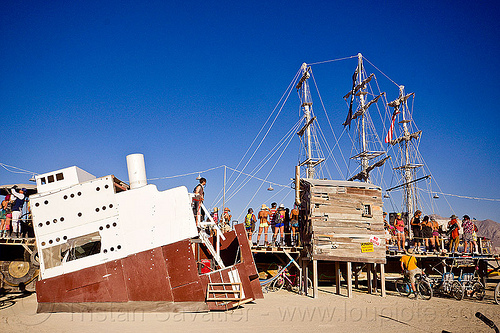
494;282;500;305
417;279;433;300
451;281;464;301
270;276;285;292
471;281;485;301
395;279;411;297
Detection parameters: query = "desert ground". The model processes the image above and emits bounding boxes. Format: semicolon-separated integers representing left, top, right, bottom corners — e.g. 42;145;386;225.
1;283;499;333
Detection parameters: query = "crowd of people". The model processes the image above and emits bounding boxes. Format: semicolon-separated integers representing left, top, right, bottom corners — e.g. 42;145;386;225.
384;210;481;254
0;185;32;239
193;179;481;254
252;202;300;247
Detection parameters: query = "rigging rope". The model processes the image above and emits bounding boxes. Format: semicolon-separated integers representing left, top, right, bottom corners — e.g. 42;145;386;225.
362;56;400;88
212;119;302;208
0;162;37;176
147;165;224;181
307;55;358;66
310;70;349;176
221;69;301;204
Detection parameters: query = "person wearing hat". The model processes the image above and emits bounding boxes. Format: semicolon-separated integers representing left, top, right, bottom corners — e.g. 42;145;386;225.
256;204;270;246
221;207;232;233
272;204;286;247
193;178;206;225
10;186;27;239
400;248;422;298
447;214;460;253
394;213;406;252
210;207;219;224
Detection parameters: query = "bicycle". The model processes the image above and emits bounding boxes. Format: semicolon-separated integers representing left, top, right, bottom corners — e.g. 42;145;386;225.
270;266;313;294
458;271;485;301
428;259;464;300
395;272;433;300
494;281;500;305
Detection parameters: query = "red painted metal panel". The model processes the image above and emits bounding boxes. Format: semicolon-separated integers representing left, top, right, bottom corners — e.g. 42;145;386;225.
161;240;199;289
64;264;108;291
171;280;206;302
36;275;66;303
121;247;174;302
234;223;259;278
37;261;129;303
103;260;128;302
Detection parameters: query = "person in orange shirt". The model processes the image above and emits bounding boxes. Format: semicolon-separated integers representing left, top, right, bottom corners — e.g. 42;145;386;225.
447;214;461;253
256;204;270;246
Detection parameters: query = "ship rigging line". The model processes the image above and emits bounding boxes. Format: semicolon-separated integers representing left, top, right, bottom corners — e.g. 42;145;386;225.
224;166;289;188
307;55;357;66
362;56;400;88
236;121;300;221
227;120;299;208
147;165;224;181
219;68;301;203
309;70;349;176
210;118;302;209
421;190;500;202
0;162;38;176
219;120;300;200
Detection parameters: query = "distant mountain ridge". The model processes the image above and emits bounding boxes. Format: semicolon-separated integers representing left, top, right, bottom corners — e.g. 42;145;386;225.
475;219;500;253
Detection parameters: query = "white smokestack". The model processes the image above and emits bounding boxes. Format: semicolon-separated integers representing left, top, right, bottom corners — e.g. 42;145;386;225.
126;153;147;189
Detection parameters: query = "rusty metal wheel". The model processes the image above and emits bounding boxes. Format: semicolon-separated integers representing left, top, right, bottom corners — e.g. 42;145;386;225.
1;260;37;286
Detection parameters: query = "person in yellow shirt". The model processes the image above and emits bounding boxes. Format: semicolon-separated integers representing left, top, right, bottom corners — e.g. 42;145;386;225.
400;248;422;297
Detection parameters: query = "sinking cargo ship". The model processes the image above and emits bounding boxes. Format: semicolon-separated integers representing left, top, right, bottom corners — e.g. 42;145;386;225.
31;153;262;312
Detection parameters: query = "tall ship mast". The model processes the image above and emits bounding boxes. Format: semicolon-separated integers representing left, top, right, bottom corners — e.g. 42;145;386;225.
343;53;389;183
296;62;324;179
386;85;425;218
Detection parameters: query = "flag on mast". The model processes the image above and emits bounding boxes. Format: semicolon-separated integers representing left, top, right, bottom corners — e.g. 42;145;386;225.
385;110;399;143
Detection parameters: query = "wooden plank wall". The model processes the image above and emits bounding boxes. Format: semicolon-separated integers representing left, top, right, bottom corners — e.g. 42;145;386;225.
301;183;386;264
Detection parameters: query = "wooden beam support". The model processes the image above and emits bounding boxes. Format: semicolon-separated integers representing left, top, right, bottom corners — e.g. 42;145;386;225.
367;263;372;294
313;259;318;299
335;261;341;295
347;261;352;298
380;263;386;297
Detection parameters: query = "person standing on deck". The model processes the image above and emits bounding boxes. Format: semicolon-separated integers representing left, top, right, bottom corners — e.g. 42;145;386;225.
462;215;474;254
221;207;232;232
244;208;257;242
272;204;286;247
268;202;277;244
193;178;206;225
431;217;441;252
0;198;7;238
410;210;422;252
394;213;406;252
11;186;26;238
256;204;270;246
447;215;460;253
290;205;300;246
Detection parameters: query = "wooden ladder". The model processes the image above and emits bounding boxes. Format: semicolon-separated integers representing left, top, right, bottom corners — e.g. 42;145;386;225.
206;282;242;302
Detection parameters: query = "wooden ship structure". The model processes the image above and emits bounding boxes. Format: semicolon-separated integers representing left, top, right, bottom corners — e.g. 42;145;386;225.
29;153;262;312
291;56;388;297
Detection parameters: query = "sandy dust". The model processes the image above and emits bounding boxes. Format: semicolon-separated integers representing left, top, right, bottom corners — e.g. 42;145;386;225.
1;285;499;333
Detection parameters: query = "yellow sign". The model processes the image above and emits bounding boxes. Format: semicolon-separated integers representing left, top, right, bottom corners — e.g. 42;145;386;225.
361;242;374;253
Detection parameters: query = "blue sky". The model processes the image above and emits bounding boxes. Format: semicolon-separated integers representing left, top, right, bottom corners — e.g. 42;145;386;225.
1;1;499;222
